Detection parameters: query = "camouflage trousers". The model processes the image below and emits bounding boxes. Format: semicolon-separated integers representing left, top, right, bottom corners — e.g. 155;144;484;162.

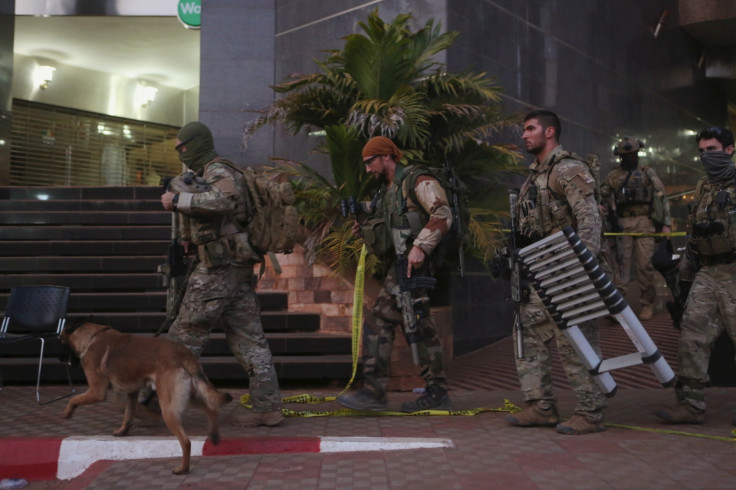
514;289;607;417
168;261;282;412
612;215;656;306
676;262;736;411
361;265;446;397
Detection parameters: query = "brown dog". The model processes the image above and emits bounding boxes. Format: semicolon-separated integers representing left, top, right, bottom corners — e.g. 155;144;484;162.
61;321;233;475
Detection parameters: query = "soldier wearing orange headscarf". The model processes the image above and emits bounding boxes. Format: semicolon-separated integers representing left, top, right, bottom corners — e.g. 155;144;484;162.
337;136;453;413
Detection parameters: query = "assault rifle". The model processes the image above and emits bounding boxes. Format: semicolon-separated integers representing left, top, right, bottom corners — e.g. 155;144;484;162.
391;255;436;365
490;189;528;358
155;174;202;336
507;190;526;359
651;238;690;329
444;160;465;277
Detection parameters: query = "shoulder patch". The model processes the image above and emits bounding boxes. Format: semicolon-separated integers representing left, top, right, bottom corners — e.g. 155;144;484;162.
555;159;594;184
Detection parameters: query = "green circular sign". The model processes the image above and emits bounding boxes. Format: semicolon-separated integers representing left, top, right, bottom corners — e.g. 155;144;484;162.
178;0;201;29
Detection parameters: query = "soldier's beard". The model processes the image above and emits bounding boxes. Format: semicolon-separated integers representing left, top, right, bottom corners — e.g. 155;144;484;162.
526;142;543;155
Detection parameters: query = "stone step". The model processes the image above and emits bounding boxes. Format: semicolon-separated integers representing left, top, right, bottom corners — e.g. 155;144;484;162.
0;241;169;257
0;211;170;226
0;291;290;313
0;199;164;212
0;353;356;383
0;185;334;384
0;186;161;201
1;330;345;359
0;225;171;241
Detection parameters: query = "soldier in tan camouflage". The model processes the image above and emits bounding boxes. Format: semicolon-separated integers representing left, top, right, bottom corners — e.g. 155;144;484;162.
156;121;283;428
600;137;672;320
657;126;736;427
504;110;608;435
337;136;453;413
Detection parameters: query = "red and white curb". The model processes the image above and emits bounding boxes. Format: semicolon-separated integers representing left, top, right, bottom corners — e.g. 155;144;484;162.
0;436;454;481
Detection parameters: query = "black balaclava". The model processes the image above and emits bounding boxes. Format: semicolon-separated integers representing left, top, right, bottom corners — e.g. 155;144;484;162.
620;152;639;171
700;150;735;185
177;122;218;172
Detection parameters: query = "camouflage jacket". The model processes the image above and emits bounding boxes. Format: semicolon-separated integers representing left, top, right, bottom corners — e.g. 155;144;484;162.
371;164;453;257
600;164;672;226
680;175;736;279
174;158;246;246
518;145;601;254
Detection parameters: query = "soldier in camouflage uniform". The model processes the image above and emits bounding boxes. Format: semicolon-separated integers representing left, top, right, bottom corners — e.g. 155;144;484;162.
600;137;672;320
504;110;608;435
657;126;736;426
337;136;453;413
159;121;283;427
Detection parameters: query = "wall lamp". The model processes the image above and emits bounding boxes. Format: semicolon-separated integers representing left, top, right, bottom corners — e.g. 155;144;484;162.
135;83;158;108
34;65;56;89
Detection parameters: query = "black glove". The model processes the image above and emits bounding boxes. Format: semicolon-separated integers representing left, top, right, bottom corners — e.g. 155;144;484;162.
490;251;512;280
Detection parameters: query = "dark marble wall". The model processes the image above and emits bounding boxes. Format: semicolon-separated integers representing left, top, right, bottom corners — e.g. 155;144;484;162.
199;0;276;166
0;3;14;184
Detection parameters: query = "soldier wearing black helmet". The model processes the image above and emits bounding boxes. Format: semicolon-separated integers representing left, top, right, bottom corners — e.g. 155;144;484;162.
600;137;672;320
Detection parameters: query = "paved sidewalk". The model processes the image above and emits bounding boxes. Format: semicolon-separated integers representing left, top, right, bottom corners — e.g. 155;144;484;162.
1;384;734;489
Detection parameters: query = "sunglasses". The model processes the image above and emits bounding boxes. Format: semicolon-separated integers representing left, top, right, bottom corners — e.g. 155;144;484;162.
175;136;196;153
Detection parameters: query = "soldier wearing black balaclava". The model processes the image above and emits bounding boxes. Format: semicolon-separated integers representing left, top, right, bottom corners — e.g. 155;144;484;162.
658;126;736;426
599;137;672;321
155;121;284;427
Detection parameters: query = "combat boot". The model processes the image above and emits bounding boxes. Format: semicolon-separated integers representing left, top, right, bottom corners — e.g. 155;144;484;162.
231;406;284;427
655;403;704;424
505;402;559;427
337;388;387;411
555;414;606;435
639;305;654;321
401;385;452;413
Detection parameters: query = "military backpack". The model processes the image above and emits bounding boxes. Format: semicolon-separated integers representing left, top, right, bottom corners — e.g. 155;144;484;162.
217;159;299;257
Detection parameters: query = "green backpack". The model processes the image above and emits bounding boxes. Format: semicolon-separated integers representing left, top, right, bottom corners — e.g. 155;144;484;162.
216;159;300;263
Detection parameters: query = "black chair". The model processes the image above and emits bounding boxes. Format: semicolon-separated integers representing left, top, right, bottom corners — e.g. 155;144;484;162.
0;285;75;404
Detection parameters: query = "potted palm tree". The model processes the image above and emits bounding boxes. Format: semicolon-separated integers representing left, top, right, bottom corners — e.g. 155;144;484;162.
244;10;522;277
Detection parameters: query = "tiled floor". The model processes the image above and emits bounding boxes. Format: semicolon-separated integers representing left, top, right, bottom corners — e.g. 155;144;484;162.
1;312;735;489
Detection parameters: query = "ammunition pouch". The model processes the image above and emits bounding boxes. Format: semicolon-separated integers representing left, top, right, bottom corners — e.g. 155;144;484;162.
361;217;392;259
229;231;261;264
692;219;733;256
197;236;232;269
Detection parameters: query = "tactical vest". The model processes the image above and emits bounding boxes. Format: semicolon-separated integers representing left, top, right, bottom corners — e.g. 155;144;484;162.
518;153;580;238
612;167;654;216
170;160;255;269
688;178;736;258
361;165;430;258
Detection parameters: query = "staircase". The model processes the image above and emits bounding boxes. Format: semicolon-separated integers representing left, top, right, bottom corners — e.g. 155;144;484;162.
0;186;352;386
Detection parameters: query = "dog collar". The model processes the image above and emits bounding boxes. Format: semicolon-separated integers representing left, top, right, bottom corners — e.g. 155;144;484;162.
78;326;113;358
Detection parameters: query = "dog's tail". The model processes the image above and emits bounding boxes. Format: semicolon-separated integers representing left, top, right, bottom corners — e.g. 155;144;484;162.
187;362;233;410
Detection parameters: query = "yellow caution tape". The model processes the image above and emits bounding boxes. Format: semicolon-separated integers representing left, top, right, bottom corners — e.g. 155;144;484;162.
334;243;368;398
240;245;517;417
240;394;520;417
604;422;736;443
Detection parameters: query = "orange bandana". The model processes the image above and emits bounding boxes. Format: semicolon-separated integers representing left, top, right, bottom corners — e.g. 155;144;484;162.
362;136;402;162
